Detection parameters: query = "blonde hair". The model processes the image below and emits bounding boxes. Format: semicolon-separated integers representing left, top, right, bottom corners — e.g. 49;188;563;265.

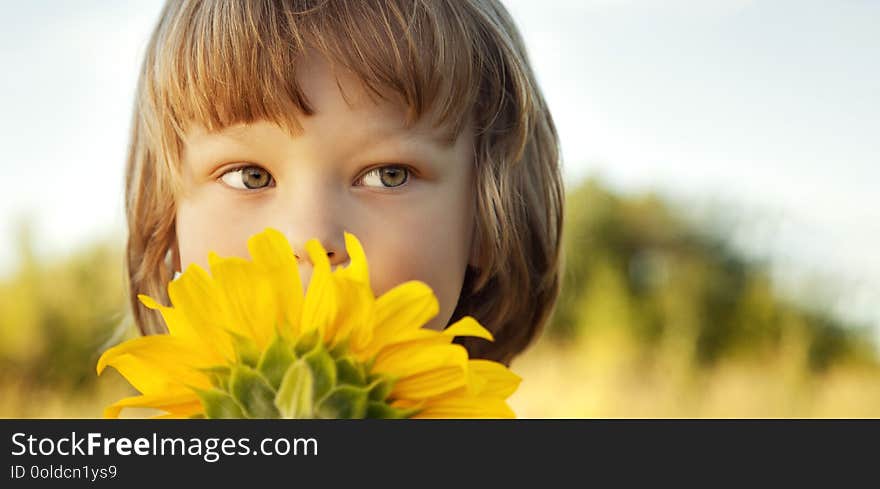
126;0;564;365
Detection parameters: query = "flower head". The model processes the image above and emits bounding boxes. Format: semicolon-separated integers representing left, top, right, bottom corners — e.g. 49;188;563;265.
98;229;520;418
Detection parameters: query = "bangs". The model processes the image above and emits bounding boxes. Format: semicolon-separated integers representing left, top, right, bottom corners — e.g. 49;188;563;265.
143;0;498;147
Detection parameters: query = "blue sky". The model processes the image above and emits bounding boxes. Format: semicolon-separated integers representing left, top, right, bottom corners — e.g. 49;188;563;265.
0;0;877;329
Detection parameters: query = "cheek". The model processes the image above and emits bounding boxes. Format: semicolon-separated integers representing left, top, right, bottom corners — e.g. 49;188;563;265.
175;197;262;270
359;199;473;331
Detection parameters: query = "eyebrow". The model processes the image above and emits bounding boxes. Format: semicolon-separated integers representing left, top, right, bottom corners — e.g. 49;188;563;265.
408;117;462;148
362;124;458;153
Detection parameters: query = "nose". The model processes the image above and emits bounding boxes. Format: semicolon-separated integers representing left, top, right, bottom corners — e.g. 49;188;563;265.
286;225;349;268
283;222;349;292
276;186;350;276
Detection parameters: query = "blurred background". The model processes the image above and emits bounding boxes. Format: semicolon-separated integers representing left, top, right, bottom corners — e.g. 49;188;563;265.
1;0;878;417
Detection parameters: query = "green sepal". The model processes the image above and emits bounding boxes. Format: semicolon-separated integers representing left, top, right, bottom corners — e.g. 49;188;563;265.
328;338;350;358
335;356;366;386
195;387;246;419
229;365;281;418
367;376;395;402
258;334;297;390
316;385;369;419
365;401;420;419
274;359;314;419
228;331;261;367
294;329;320;357
303;345;337;401
198;366;231;391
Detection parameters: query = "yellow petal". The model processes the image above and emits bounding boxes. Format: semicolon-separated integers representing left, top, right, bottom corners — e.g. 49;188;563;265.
412;397;516;419
138;294;163;310
324;232;375;345
443;316;494;342
305;237;331;269
208;253;276;350
467;359;522;398
365;281;439;354
335;232;370;285
101;354;186;396
354;311;453;361
167;264;235;361
391;365;468;400
301;238;337;337
326;277;374;346
138;295;211;356
350;307;376;353
371;331;452;360
152;400;205;419
373;343;468;379
103;390;202;419
390;398;425;411
247;228;303;337
97;335;214;394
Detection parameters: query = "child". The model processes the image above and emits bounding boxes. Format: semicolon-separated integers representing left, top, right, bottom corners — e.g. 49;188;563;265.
125;0;563;366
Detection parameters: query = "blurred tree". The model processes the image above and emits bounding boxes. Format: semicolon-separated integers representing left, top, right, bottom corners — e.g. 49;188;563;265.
550;178;875;370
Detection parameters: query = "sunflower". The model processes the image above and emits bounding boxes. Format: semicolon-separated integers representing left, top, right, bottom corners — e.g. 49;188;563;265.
97;228;520;418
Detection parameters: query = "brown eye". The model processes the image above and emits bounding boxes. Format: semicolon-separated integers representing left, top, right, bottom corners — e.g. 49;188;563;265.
220;166;274;190
359;166;409;188
242;167;271;189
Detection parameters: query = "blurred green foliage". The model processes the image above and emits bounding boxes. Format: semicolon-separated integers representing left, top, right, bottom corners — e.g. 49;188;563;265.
549;178;877;370
0;220;129;395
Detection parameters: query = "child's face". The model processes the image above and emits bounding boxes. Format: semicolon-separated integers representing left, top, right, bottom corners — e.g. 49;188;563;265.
175;56;475;331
